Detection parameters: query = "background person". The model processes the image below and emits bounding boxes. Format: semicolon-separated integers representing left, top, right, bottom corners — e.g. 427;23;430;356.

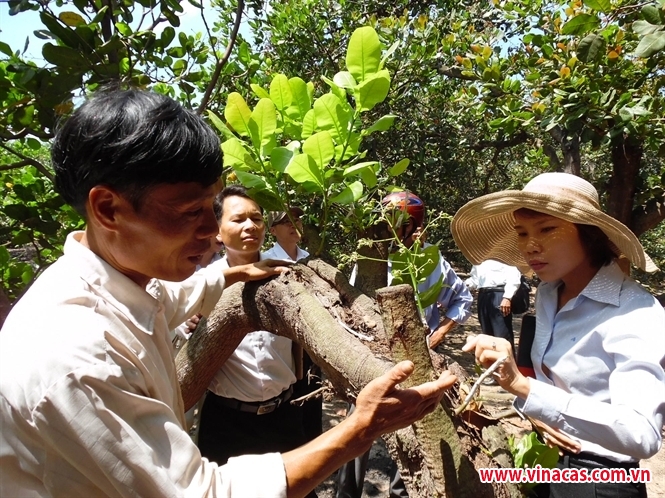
266;207;324;445
197;187;315;498
338;191;473;498
452;172;664;498
464;259;522;356
0;89;457;498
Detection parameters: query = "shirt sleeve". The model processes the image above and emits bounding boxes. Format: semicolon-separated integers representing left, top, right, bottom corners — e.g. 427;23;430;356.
434;252;473;325
159;258;227;330
31;363;288;498
514;322;665;460
502;265;522;300
465;266;478;291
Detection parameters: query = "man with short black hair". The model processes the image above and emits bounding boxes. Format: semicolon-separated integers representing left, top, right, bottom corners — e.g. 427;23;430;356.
0;89;455;498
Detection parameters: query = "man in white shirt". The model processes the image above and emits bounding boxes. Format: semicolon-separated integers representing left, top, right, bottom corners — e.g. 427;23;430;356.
0;88;456;498
266;207;323;447
465;259;522;352
197;189;315;498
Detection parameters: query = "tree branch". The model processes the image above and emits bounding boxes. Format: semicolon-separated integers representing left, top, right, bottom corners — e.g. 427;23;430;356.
196;0;245;115
469;130;529;151
0;143;55;182
631;193;665;237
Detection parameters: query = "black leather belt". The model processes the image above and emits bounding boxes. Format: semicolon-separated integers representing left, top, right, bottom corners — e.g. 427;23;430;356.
212;385;294;415
479;285;505;293
562;451;640;470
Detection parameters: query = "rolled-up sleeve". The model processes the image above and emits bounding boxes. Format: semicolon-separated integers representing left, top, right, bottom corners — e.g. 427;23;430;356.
438;256;473;324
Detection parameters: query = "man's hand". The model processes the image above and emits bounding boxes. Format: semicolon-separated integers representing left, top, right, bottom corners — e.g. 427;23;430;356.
428;317;457;350
462;334;530;399
499;298;511;316
281;361;456;498
185;314;201;332
223;259;292;287
351;361;457;441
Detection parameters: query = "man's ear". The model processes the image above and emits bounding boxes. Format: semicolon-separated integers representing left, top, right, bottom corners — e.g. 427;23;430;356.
86;186;132;232
269;226;277;237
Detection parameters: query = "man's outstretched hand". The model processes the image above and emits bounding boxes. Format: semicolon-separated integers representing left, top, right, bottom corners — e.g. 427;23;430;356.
352;361;457;441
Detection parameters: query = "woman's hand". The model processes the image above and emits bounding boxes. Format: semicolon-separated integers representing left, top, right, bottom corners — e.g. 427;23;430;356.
462;334;530;399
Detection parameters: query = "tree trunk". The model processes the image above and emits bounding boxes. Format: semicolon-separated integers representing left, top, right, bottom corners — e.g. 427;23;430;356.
607;134;641;229
176;259;515;497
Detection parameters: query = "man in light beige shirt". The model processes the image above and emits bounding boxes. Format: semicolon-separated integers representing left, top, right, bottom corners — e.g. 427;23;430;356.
0;88;456;498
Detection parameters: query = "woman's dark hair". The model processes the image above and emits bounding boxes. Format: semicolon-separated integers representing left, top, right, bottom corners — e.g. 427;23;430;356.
576;223;617;269
52;89;222;216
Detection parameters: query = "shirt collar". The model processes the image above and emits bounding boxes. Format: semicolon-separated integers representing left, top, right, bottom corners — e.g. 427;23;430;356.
578;261;623;307
542;261;624;309
63;231;160;333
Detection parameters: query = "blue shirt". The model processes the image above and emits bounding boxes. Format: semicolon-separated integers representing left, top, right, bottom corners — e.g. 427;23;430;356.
515;262;665;462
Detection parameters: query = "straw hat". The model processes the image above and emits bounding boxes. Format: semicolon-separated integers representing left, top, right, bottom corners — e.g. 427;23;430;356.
451;172;658;273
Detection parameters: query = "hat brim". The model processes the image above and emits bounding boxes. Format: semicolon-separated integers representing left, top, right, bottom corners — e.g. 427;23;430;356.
451;190;657;273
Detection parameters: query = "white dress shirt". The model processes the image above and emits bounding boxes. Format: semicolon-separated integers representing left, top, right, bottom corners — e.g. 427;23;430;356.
0;232;287;497
514;262;665;462
464;259;522;300
207;250;301;402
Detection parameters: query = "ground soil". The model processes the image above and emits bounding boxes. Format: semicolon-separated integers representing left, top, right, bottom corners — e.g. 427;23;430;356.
314;294;665;498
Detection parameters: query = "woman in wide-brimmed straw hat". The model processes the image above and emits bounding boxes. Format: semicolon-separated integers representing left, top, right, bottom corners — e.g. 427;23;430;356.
452;172;664;498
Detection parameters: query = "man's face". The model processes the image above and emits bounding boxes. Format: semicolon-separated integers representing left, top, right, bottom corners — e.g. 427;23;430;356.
219;195;265;257
270;215;303;246
111;182;221;284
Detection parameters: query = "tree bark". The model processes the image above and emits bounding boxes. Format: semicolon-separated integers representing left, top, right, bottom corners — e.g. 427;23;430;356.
176;259;515;497
608;134;641;230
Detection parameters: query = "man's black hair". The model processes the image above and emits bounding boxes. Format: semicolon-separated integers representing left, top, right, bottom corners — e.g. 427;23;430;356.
217;184;263;218
52;88;222;216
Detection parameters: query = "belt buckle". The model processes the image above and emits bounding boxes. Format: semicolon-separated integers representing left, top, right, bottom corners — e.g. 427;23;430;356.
256;401;278;415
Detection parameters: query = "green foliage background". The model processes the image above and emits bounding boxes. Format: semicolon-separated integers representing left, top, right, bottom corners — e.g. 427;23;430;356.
1;0;664;301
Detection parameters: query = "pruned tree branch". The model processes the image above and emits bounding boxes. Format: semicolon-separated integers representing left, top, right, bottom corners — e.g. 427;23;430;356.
197;0;245;114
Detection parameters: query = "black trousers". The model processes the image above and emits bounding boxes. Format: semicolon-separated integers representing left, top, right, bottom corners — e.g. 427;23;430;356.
477;288;515;350
197;390;308;465
293;352;323;441
534;453;647;498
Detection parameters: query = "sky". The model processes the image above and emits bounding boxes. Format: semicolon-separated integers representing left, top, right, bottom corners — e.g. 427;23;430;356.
0;1;251;63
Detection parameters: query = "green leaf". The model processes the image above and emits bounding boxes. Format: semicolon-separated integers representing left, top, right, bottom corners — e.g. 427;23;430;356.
359;166;377;188
561;14;600;36
289;77;311;120
59;11;86;27
642;5;662;26
248;98;277;153
577;34;606;62
250;189;284;211
302;109;316;139
633;20;663;36
313;93;351;141
270;147;294;173
207;110;236;140
634;32;665;57
321;75;351;109
346;26;381;83
225;92;252;137
270;74;293;111
222;138;254;170
0;41;13;57
583;0;611;13
333;71;357;89
161;26;176;47
42;43;88;68
343;161;379;177
39;11;80;47
285;154;324;191
388;158;410;177
380;39;400;68
356;70;391;112
366;114;397;134
251;84;270;99
302;131;335;169
330;181;363;204
419;274;444;309
235;170;268;190
0;246;9;267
